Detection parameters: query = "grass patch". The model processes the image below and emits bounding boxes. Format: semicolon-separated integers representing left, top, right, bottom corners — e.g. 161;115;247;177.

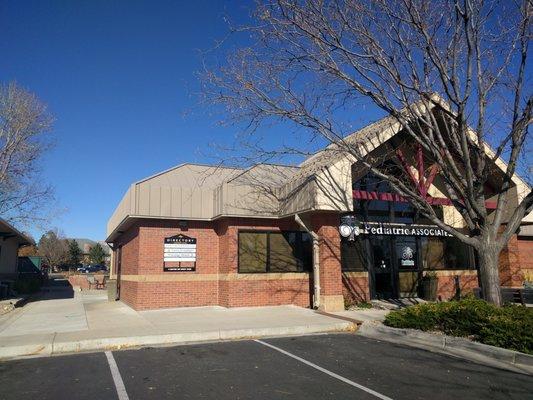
384;298;533;354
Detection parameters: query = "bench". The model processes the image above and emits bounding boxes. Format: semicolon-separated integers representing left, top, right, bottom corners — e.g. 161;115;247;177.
474;287;533;305
86;275;106;290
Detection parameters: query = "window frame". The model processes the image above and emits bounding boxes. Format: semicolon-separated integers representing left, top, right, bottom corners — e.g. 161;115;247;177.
237;230;312;274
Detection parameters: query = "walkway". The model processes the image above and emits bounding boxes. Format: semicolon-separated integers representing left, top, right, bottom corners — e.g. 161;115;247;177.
0;283;353;360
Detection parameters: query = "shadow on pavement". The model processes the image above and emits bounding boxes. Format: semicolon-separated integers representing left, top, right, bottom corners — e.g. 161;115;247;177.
26;275;75;303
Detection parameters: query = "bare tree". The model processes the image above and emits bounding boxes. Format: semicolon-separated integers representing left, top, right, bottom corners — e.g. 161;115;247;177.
0;82;55;228
38;229;68;268
202;0;532;305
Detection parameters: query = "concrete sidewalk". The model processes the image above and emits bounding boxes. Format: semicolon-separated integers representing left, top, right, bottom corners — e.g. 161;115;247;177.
334;308;390;322
0;288;355;360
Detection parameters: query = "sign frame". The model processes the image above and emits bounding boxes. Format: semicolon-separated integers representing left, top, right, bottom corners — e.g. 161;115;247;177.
163;234;197;272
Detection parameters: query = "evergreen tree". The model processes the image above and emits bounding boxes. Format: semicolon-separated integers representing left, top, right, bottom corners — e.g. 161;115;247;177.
88;243;106;265
68;240;82;267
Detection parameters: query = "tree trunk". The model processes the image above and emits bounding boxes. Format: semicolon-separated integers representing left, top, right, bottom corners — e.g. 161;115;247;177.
477;242;502;306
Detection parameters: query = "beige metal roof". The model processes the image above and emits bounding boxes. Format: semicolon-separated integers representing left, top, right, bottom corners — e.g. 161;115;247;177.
107;163;243;240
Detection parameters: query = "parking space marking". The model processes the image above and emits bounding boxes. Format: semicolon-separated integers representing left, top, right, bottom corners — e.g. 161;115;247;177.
105;351;130;400
255;339;394;400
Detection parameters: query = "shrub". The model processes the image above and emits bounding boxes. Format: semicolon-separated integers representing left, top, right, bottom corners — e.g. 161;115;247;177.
384;298;533;354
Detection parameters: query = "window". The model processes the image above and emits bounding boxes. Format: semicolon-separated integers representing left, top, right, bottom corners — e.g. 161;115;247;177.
341;237;367;271
238;231;312;273
239;232;268;273
352;161;444;224
420;236;474;270
420;237;445;269
444;237;474;269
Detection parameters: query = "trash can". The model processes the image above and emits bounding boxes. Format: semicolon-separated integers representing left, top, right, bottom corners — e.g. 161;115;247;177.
107;279;117;302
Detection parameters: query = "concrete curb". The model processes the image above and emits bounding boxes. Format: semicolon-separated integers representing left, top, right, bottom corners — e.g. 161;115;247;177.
0;321;356;361
358;322;533;375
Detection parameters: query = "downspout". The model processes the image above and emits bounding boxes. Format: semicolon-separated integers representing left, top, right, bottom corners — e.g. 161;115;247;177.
295;214;321;309
106;242;115;279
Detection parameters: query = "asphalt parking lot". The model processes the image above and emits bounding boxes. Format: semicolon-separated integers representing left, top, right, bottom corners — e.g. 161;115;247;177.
0;334;531;400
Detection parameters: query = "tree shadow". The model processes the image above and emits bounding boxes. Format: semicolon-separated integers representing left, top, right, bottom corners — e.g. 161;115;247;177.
25;274;75;303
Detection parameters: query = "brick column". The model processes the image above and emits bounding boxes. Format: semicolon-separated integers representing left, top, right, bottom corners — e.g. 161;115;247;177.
312;213;344;312
499;234;523;287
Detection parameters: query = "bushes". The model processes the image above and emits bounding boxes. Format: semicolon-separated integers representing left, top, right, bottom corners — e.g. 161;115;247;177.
384;298;533;354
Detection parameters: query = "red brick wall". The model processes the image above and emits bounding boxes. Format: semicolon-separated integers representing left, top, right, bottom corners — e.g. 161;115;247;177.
436;273;479;301
342;273;370;302
117;213;533;310
117;217;313;310
312;213;343;298
139;219;219;275
68;274;107;290
113;224;140;308
215;217;311;308
118;225;140;276
220;278;311;308
517;236;533;283
133;281;219;310
120;280;138;309
499;234;526;287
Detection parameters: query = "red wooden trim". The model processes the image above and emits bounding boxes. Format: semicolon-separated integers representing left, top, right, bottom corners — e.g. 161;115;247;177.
395;149;419;188
417;144;425;196
425;163;439;193
485;201;497;209
353;190;498;210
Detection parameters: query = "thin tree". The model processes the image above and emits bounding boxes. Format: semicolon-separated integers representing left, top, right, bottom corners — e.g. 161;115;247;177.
0;82;55;228
202;0;532;305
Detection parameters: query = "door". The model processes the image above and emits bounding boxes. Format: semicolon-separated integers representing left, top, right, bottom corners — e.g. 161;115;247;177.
395;237;419;298
370;236;395;299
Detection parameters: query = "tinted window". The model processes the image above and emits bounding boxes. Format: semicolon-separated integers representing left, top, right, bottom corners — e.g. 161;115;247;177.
341;237;367;271
420;236;473;270
238;231;312;273
239;232;268;273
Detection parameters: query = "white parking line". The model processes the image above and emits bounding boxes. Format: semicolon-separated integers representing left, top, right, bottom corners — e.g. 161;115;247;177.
105;351;130;400
255;339;393;400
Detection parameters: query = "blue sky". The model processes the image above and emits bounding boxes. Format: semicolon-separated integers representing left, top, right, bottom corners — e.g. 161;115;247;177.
0;0;260;240
2;1;528;242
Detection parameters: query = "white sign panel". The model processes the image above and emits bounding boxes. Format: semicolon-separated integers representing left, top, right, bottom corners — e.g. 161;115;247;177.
163;234;197;271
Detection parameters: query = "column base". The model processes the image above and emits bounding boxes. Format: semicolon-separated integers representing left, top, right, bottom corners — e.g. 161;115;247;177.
318;295;344;312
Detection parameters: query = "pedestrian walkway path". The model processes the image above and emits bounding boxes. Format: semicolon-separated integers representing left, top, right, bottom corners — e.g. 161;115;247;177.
0;287;355;360
333;308;390;322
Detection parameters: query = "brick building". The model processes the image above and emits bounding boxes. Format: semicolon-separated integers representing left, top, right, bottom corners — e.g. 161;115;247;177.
106;113;533;312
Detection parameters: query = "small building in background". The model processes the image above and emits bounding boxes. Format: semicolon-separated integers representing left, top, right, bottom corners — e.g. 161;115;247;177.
0;219;34;297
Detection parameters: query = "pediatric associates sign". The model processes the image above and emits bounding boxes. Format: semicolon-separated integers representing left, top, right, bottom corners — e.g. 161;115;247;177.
339;221;452;239
361;222;452;237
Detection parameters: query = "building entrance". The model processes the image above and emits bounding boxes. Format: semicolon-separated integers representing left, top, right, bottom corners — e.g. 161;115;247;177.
369;235;419;299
